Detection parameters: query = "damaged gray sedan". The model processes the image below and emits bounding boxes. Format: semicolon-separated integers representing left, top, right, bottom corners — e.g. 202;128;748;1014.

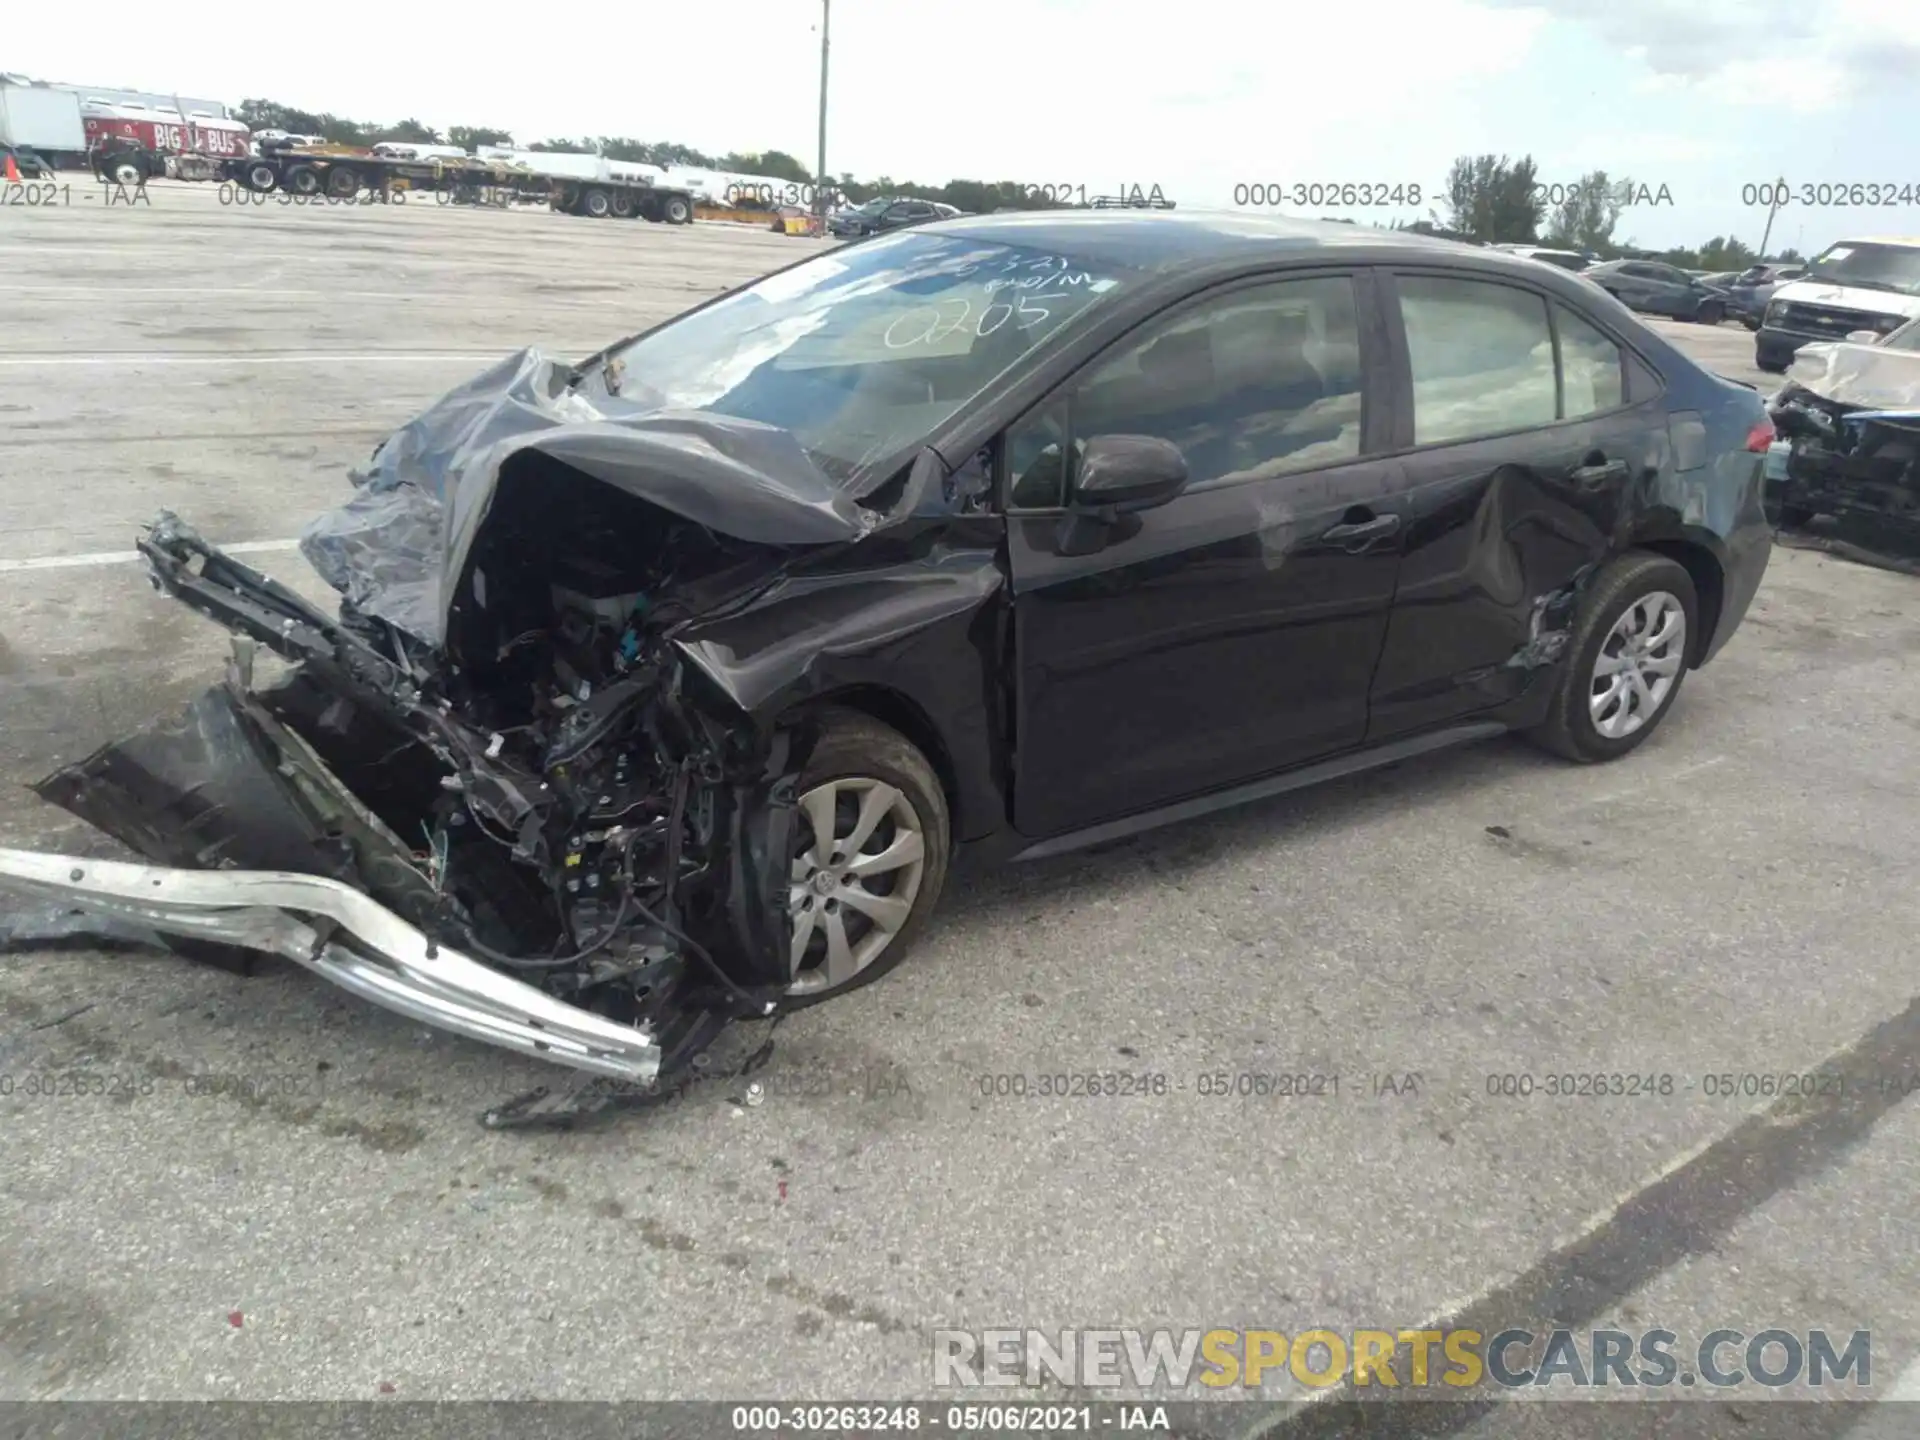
0;214;1776;1108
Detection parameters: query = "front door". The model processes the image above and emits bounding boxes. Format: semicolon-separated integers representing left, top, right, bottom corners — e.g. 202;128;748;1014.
1004;271;1409;839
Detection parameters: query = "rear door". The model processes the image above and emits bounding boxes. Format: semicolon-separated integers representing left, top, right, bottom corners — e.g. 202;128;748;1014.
1004;269;1410;838
1366;271;1669;737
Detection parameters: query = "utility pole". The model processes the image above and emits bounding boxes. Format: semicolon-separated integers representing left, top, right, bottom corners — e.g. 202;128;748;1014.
815;0;831;221
1758;191;1783;259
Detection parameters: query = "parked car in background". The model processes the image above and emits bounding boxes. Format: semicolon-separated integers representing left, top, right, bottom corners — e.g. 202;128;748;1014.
1755;238;1920;372
1491;244;1592;272
1726;263;1806;332
1583;259;1730;323
828;196;960;237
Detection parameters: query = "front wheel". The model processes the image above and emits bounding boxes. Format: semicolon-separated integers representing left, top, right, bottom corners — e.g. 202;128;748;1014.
780;709;950;1008
663;194;693;225
1697;300;1725;325
1525;553;1698;763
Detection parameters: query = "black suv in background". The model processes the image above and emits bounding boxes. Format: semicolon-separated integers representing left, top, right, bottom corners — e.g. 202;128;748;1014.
828;197;961;238
1583;260;1730;323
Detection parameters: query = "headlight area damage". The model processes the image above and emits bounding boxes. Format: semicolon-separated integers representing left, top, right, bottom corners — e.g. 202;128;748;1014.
0;349;977;1124
1768;339;1920;554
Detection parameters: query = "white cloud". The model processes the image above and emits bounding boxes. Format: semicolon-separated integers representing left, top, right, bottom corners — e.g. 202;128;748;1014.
1482;0;1920;112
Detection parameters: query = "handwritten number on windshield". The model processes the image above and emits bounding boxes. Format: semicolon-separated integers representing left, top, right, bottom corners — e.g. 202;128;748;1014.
883;294;1058;350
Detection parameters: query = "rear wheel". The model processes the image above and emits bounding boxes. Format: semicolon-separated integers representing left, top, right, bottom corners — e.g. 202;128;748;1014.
664;194;693;225
611;189;635;218
326;166;360;199
105;156;145;186
581;187;611;218
780;709;950;1008
284;164;322;195
1525;553;1698;763
1697;300;1725;325
245;161;279;192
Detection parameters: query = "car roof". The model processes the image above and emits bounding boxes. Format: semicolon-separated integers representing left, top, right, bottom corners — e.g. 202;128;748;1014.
928;209;1536;275
1822;236;1920;248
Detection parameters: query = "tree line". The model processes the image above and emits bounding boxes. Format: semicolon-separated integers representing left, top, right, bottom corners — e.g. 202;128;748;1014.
1408;153;1801;268
231;105;1799;265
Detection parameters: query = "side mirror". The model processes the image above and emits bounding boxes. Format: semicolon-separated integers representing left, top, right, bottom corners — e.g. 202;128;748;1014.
1845;329;1880;345
1073;434;1190;512
1052;435;1189;557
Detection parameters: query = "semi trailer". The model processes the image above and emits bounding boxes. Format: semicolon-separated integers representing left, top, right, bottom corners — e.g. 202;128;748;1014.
231;143;698;222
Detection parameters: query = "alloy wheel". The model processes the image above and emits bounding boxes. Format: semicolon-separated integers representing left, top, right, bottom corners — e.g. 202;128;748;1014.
1591;591;1686;739
787;777;927;995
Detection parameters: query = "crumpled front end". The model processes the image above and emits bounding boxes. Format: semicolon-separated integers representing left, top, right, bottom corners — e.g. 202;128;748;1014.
0;351;906;1093
1770;344;1920;541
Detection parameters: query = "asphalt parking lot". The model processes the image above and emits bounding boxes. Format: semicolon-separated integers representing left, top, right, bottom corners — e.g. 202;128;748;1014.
2;184;1918;1422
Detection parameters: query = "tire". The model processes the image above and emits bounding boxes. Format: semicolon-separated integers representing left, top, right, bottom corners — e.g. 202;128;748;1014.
581;187;611;219
1777;503;1816;528
664;194;692;225
638;194;662;222
106;157;145;186
1697;301;1724;325
284;164;322;195
1756;353;1788;374
325;166;360;199
245;161;279;192
611;189;635;218
779;708;950;1009
1524;552;1698;764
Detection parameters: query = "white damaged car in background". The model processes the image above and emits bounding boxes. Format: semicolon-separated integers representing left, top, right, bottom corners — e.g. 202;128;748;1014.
1766;313;1920;551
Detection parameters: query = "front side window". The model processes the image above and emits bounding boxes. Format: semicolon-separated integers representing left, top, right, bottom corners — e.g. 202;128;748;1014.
1398;275;1557;444
1004;276;1366;509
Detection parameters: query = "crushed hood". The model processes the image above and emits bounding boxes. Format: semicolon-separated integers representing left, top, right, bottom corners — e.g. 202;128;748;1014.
1784;339;1920;413
300;347;876;647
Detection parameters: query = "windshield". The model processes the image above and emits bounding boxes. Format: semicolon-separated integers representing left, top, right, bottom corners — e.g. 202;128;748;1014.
604;230;1136;479
1882;316;1920;353
1805;242;1920;297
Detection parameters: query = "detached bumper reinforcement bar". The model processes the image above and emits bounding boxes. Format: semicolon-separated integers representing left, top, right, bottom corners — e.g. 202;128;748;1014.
0;849;662;1084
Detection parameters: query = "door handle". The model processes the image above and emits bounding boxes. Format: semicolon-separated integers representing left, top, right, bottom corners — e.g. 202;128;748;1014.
1320;512;1402;548
1570;458;1631;487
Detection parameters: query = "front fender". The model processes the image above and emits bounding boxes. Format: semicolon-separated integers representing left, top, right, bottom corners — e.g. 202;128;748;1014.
672;534;1006;840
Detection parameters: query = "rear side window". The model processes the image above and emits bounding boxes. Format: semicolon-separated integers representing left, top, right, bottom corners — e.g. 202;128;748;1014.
1554;305;1625;418
1397;276;1557;444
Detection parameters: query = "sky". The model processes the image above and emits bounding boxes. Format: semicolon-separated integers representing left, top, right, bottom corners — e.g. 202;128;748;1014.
14;0;1920;253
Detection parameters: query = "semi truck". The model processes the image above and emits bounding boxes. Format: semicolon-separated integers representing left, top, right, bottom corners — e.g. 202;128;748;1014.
0;79;88;169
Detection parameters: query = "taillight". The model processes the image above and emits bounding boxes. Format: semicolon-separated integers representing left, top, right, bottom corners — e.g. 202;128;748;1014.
1745;417;1776;452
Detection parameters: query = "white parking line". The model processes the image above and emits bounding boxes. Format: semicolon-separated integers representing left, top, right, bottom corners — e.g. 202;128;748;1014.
0;353;505;367
0;539;299;574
